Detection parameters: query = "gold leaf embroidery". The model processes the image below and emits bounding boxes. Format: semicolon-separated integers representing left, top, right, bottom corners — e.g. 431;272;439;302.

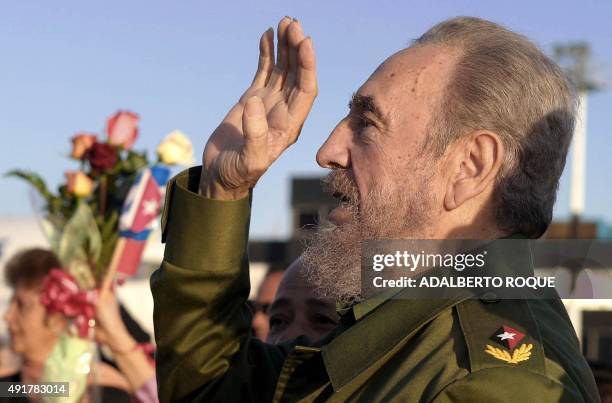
484;343;533;364
510;343;533;363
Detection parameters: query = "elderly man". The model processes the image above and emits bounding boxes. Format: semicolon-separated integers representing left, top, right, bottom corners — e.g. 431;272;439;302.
151;16;599;402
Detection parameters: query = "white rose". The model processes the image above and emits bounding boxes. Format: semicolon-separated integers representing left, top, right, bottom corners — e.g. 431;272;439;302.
156;130;195;166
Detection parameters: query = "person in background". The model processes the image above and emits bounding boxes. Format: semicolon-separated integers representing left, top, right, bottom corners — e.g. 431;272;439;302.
2;248;158;403
95;291;158;403
266;259;339;344
249;266;283;340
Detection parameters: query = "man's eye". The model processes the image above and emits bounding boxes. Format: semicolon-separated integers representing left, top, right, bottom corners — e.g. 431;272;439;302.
358;116;374;128
269;315;288;330
312;314;338;327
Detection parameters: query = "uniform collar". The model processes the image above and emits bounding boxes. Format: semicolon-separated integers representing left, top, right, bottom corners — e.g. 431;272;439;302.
320;236;532;392
335;288;399;321
322;293;470;392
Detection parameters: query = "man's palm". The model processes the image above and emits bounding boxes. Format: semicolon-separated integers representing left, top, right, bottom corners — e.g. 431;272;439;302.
201;17;317;199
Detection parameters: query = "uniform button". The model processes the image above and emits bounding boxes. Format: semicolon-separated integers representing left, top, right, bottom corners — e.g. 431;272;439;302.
480;291;501;304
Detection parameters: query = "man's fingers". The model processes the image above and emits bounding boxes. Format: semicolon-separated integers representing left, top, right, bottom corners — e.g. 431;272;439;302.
288;37;317;141
242;96;269;174
268;17;291;91
283;20;305;98
296;37;317;94
251;28;275;89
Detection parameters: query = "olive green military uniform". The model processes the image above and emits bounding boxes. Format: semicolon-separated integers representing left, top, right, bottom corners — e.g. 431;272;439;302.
151;167;600;403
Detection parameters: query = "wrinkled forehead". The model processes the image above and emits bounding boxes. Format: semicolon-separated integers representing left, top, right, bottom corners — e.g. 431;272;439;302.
358;45;458;128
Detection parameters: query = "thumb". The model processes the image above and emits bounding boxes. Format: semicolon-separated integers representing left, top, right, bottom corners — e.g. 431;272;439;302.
242;96;269;169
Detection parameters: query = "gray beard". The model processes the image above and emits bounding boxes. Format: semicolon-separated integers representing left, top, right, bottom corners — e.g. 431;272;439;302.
301;170;434;305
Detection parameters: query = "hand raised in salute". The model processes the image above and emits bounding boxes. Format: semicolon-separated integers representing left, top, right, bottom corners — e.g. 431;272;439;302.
200;17;317;200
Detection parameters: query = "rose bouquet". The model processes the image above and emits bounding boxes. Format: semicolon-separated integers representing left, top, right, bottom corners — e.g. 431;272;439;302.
8;111;194;290
6;110;194;401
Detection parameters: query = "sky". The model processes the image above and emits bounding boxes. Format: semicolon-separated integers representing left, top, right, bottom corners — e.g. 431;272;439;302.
1;0;611;239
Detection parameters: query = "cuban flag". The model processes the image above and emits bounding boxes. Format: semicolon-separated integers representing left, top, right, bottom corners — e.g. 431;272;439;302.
115;165;170;278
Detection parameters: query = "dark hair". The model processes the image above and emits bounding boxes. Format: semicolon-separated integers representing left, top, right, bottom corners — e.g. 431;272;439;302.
4;248;61;288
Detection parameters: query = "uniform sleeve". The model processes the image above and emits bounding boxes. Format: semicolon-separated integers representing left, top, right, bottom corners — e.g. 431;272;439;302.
150;167;287;403
430;367;589;403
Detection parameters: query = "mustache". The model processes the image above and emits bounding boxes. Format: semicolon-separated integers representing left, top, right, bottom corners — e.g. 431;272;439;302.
321;170;360;205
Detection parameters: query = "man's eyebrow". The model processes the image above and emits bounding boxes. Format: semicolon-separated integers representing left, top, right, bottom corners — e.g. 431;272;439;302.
305;298;334;311
348;92;387;125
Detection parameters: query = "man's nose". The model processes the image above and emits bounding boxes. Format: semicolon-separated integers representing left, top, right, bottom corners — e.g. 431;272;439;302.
278;322;304;343
316;120;351;169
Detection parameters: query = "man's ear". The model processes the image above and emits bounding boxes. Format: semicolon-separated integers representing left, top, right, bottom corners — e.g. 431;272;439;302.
444;131;504;210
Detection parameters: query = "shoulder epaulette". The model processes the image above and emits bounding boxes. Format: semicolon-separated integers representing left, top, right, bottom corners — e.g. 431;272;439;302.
455;298;546;375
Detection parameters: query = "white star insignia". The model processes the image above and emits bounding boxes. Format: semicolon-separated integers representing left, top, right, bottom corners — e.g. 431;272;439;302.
496;331;516;341
142;199;158;216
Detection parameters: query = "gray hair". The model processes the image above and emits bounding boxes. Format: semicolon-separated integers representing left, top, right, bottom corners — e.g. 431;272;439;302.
415;17;576;238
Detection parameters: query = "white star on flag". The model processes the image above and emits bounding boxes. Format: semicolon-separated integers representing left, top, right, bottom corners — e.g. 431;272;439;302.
497;331;516;341
142;199;158;216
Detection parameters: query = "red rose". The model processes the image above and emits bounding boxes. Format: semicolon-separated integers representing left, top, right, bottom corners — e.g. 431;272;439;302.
87;142;118;173
106;110;139;150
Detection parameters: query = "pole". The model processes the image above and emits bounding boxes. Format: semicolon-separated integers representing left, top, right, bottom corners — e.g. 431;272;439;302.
569;91;588;238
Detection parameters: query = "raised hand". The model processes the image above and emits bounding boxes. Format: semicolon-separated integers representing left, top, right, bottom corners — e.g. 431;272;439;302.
200;17;317;200
94;291;133;352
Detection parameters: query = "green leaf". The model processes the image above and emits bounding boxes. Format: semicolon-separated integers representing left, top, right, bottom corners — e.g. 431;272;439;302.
122;150;149;173
41;218;63;253
101;210;119;240
57;202;102;288
5;170;60;213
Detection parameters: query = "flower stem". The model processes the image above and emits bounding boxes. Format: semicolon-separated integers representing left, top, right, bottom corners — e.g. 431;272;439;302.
99;174;108;219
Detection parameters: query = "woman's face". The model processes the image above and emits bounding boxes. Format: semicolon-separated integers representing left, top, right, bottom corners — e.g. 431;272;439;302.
3;285;59;360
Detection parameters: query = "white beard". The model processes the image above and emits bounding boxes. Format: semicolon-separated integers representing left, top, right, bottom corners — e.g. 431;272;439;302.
301;169;434;305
